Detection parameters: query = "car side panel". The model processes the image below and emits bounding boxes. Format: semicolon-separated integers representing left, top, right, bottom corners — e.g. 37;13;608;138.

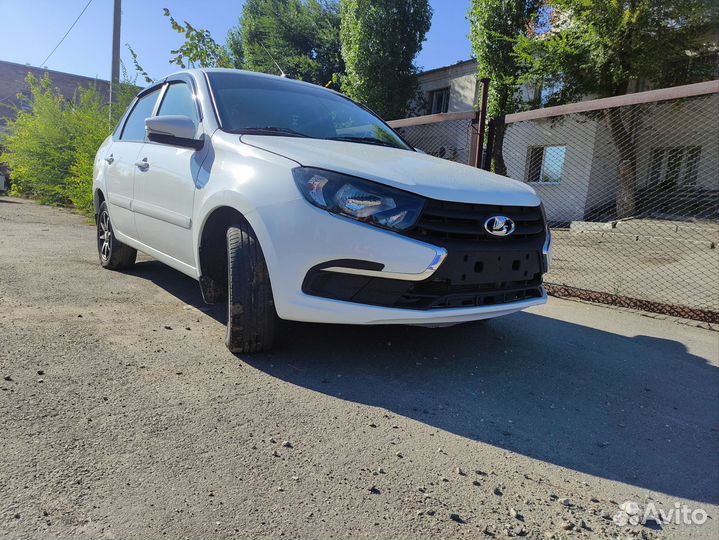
103;140;144;240
133;142;199;266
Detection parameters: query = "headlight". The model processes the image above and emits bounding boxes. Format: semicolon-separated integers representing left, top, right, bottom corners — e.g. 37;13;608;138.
293;167;425;231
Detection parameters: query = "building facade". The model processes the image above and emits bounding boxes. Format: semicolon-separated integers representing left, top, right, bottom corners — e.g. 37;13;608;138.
414;59;479;116
408;59;718;224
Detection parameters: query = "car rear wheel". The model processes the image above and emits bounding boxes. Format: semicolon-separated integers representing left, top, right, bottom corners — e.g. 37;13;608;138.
226;222;276;353
97;201;137;270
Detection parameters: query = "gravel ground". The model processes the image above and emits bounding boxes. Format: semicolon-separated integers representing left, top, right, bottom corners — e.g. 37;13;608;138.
1;197;718;540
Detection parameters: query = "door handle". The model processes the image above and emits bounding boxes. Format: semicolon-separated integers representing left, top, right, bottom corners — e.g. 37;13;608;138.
105;154;114;165
135;158;149;171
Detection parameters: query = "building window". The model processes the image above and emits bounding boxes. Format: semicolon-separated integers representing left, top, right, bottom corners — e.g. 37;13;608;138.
428;87;450;114
648;146;701;186
526;145;566;183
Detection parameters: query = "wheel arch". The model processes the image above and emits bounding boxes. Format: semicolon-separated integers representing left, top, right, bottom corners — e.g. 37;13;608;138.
94;188;106;218
197;205;256;304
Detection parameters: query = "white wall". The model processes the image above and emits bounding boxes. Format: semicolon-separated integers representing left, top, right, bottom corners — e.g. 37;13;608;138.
503;116;600;224
503;93;719;223
633;94;719;191
416;61;478;114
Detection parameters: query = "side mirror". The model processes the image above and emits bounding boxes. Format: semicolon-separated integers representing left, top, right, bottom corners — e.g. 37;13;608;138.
145;115;203;150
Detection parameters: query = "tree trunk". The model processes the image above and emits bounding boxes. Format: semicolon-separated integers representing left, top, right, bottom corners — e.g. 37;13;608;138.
492;120;508;177
605;107;637;218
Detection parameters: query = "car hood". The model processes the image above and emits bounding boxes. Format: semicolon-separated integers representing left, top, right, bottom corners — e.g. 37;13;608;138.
240;136;541;206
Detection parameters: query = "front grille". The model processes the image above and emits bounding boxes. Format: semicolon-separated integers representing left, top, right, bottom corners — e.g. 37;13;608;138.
394;277;543;309
409;199;545;243
302;270;544;311
303;198;548;311
302;250;545;311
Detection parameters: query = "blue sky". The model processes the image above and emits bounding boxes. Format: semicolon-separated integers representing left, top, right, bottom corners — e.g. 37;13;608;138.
0;0;473;82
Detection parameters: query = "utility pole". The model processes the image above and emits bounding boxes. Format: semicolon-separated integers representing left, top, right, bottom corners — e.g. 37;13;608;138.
109;0;121;120
111;0;121;85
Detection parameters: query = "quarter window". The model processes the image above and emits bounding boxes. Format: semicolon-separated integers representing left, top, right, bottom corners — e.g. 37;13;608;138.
157;82;200;126
120;89;160;142
526;145;566;183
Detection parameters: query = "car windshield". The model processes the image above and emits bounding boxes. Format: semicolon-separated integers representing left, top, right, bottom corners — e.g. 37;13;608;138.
207;72;412;150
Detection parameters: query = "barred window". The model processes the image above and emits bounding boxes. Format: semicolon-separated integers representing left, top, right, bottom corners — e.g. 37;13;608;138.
526;145;566;183
647;146;702;185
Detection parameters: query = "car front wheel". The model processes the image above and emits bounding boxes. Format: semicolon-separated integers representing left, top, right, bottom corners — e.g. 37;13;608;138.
225;222;276;353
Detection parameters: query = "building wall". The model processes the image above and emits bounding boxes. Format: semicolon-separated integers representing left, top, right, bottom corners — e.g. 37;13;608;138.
415;60;478;115
583;119;619;218
502;92;719;223
503;115;600;224
633;94;719;192
397;61;478;165
0;59;112;129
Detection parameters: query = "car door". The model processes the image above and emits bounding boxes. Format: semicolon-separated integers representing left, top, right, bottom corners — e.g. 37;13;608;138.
105;87;162;241
132;79;202;267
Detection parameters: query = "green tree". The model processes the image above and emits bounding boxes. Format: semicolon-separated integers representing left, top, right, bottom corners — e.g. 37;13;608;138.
1;73;135;215
340;0;432;119
227;0;344;87
469;0;542;175
66;82;136;214
128;8;233;84
515;0;718;217
163;8;233;69
1;74;74;205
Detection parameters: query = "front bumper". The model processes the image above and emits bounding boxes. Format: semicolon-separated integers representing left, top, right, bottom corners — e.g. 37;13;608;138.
283;288;547;325
250;198;549;325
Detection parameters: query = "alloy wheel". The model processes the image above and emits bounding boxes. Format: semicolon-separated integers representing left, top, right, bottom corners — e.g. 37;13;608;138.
98;210;112;262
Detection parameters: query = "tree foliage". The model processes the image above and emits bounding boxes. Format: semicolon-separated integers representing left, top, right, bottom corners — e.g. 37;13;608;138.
127;8;233;84
515;0;718;103
469;0;542;174
513;0;718;217
163;8;234;70
1;74;135;215
469;1;542;119
127;3;431;116
340;0;432;119
227;0;344;87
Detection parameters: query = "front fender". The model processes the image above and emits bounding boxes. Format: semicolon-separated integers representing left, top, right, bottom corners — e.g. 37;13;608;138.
192;131;303;280
193;190;279;265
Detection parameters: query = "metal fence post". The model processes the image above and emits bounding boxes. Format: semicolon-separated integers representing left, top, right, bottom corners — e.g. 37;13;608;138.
483;117;496;171
475;78;490;169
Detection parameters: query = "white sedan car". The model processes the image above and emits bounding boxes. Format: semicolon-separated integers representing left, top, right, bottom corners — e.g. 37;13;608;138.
93;69;551;353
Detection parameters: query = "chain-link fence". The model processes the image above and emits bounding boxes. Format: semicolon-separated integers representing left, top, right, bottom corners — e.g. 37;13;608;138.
388;82;719;322
389;111;477;165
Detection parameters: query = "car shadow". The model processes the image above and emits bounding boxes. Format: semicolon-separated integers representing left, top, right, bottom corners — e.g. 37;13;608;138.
127;259;719;504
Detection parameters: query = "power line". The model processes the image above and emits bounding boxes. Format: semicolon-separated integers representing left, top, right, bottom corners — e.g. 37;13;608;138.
39;0;95;68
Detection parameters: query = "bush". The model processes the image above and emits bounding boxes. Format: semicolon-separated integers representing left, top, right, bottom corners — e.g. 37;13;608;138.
0;73;135;215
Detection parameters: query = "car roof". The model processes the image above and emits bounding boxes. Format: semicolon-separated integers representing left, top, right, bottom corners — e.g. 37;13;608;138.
164;67;343;97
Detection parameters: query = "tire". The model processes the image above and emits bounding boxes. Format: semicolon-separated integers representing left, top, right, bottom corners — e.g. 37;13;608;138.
97;201;137;270
225;223;276;353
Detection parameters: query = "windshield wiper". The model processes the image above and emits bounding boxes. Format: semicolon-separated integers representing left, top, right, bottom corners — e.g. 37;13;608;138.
236;127;311;138
326;136;399;148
